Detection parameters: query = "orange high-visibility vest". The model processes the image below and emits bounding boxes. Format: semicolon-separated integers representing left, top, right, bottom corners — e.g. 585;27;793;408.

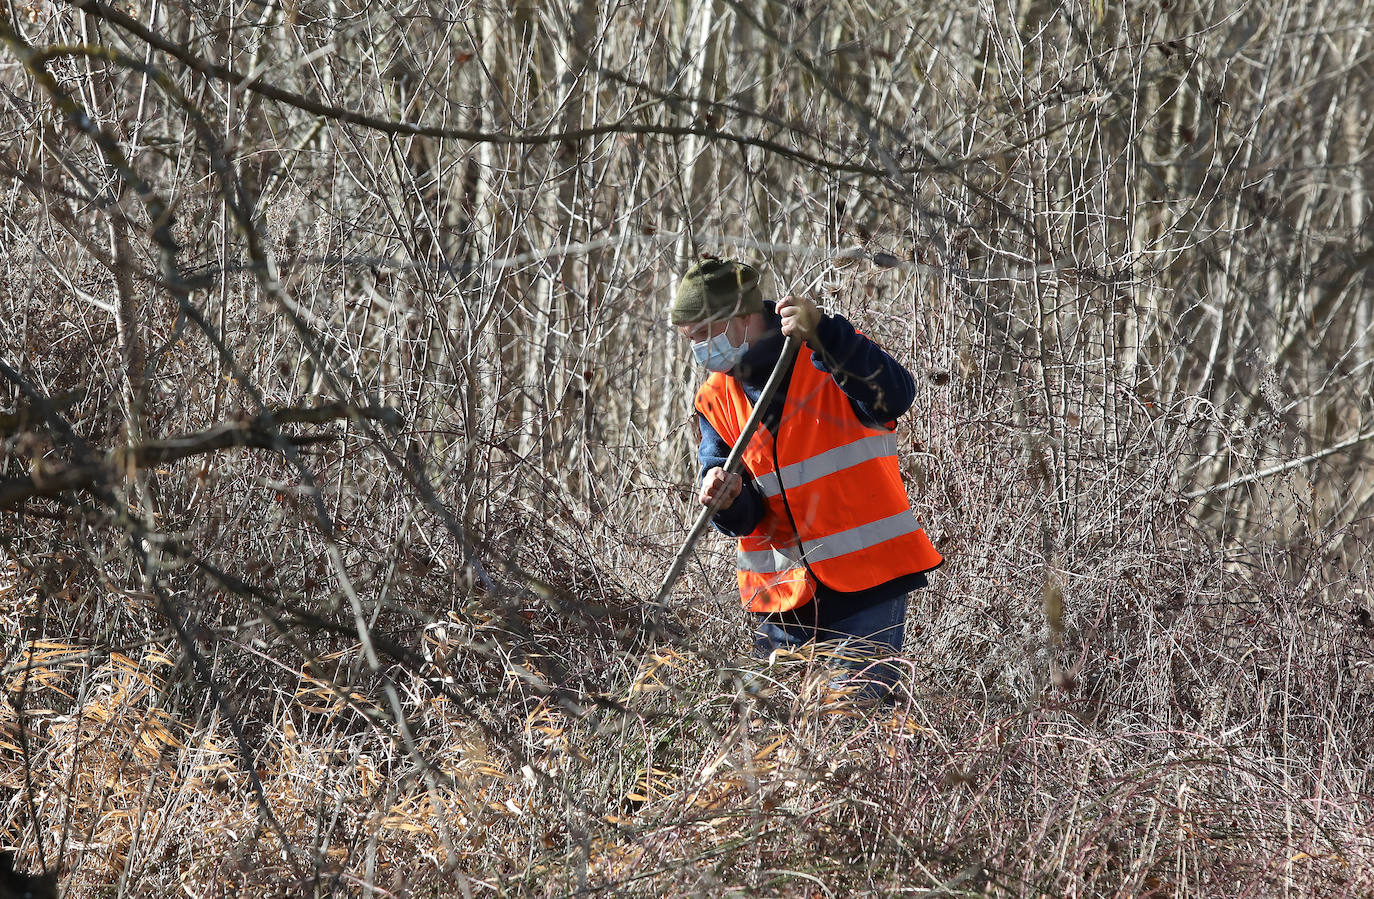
695;343;943;613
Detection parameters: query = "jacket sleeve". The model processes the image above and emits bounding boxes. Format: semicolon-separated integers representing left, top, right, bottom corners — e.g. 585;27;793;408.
697;412;765;537
809;314;917;428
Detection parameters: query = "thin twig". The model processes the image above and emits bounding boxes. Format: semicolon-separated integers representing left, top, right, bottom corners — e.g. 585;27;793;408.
1185;428;1374;499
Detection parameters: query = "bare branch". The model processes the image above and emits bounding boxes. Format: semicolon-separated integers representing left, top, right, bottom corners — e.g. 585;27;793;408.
0;403;401;508
64;0;939;179
1185;426;1374;500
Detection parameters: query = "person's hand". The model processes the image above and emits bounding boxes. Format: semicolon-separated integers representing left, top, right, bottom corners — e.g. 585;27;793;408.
777;294;821;343
700;467;742;509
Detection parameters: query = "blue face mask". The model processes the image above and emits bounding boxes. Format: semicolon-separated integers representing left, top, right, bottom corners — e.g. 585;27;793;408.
692;330;748;372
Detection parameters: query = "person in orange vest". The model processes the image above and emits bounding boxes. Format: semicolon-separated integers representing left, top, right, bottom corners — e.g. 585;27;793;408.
672;258;943;700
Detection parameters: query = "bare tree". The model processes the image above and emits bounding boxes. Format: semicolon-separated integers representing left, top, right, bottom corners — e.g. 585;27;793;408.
2;0;1372;894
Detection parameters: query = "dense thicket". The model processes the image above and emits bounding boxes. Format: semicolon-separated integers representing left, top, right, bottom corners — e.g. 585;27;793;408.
2;0;1372;895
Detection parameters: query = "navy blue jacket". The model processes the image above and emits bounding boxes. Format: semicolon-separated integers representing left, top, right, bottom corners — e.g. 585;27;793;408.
696;303;928;626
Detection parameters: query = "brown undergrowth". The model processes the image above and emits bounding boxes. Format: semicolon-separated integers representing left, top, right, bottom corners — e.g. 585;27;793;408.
4;511;1373;896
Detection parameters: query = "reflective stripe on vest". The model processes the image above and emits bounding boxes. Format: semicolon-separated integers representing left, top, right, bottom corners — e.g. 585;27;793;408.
753;432;899;499
738;511;923;572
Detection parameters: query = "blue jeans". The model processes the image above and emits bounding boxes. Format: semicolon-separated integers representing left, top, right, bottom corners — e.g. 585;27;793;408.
753;593;908;701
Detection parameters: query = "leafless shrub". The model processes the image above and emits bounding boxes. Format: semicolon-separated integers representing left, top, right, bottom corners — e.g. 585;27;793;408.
2;0;1372;895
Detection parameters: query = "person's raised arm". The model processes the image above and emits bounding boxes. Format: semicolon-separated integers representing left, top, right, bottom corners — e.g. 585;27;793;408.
777;294;916;427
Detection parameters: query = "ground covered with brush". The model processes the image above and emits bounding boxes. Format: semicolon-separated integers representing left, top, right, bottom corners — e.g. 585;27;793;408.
5;470;1374;896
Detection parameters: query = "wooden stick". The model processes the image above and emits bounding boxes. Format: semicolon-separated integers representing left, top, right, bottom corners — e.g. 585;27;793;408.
651;335;802;608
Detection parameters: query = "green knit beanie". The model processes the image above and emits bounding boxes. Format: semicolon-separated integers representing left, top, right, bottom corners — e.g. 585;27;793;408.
670;258;764;325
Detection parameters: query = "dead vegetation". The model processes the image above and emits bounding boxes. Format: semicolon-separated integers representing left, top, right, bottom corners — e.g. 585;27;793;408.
2;0;1373;895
